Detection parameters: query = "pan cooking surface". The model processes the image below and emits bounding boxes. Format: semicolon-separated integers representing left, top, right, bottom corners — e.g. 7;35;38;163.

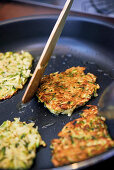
0;16;114;169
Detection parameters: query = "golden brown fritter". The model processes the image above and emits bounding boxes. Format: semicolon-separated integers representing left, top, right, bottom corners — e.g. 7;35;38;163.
37;67;100;116
51;105;114;167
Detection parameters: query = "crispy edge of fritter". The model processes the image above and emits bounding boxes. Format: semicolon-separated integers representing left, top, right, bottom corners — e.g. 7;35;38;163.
0;90;17;100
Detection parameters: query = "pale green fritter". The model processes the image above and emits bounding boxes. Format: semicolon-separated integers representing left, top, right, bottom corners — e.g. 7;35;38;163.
0;51;33;100
0;118;46;169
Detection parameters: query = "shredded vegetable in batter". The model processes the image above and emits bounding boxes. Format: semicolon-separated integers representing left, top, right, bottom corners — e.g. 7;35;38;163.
0;51;33;100
0;118;46;169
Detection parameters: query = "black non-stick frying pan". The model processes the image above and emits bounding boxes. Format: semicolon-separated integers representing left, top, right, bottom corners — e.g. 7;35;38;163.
0;15;114;170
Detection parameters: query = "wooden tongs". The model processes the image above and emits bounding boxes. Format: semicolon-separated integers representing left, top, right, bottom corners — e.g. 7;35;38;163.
22;0;74;103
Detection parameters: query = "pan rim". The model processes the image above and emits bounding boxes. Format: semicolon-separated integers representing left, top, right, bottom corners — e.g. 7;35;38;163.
0;14;114;29
0;14;114;170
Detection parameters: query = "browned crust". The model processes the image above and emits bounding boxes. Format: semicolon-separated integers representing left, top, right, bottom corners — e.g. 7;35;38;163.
51;105;114;167
37;67;100;115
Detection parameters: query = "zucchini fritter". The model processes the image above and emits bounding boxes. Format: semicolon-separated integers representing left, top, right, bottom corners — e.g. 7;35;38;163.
37;67;100;116
0;51;33;100
51;105;114;167
0;118;46;169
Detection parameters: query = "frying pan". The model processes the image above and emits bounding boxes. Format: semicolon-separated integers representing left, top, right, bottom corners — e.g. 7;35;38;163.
0;15;114;170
